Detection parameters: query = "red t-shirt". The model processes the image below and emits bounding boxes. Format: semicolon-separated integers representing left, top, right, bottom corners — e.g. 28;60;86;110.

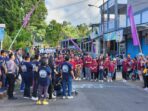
122;61;128;72
104;60;110;70
109;63;115;73
70;60;76;70
90;60;98;72
84;56;92;68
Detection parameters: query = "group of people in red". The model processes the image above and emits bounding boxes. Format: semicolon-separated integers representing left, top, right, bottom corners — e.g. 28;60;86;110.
54;49;148;90
55;52;117;83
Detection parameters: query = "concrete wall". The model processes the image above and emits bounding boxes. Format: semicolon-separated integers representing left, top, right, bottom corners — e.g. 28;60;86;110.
128;0;148;13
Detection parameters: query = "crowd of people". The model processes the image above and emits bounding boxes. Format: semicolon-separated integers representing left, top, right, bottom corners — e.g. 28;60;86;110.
0;48;148;105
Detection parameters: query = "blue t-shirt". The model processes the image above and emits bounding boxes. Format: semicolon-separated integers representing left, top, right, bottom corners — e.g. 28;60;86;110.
61;62;72;80
21;62;33;77
38;66;51;86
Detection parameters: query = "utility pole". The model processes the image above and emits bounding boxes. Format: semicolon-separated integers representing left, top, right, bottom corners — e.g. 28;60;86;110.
102;0;105;55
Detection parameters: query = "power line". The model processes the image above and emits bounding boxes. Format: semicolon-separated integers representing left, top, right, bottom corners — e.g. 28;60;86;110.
48;0;90;11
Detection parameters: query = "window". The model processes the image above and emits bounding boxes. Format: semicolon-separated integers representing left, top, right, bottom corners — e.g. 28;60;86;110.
142;10;148;23
134;14;141;24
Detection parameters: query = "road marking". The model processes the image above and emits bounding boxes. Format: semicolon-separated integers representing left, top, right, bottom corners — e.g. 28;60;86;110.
73;83;133;89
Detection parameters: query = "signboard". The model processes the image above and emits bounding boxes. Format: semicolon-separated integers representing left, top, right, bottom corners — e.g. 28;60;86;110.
0;24;5;41
0;28;5;41
39;48;56;54
104;30;123;42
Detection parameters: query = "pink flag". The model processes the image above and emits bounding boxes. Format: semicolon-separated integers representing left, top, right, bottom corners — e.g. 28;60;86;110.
127;5;139;46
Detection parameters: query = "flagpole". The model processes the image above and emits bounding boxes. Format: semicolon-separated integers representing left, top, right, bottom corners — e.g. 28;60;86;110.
9;25;24;50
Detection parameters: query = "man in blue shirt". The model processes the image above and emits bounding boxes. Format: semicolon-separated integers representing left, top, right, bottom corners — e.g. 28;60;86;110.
61;56;75;99
21;55;33;99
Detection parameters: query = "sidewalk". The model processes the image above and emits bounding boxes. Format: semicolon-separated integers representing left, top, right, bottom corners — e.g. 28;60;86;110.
116;71;144;89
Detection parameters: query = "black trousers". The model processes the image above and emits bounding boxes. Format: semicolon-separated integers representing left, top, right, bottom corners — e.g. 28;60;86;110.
112;70;116;80
23;75;33;97
143;75;148;88
32;76;38;97
48;79;55;99
6;74;15;98
122;71;127;80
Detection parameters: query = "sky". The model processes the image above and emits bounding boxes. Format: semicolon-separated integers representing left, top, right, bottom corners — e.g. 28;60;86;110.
45;0;105;25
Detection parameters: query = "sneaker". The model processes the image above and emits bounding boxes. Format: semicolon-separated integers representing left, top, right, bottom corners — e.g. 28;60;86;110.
110;80;113;82
62;96;66;99
67;96;74;99
123;80;127;82
20;90;24;93
101;80;104;83
24;96;30;99
78;78;81;81
31;97;38;101
83;77;86;80
144;88;148;91
36;100;42;105
52;94;56;99
42;99;49;105
8;97;17;100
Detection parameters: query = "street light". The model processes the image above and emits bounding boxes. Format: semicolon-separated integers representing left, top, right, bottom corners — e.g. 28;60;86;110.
88;0;105;55
88;4;99;8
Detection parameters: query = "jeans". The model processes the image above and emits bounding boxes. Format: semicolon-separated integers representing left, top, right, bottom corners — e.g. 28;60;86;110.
99;69;104;80
20;74;25;91
62;78;72;96
85;67;91;80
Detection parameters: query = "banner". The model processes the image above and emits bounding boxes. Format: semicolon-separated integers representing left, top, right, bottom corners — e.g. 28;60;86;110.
127;5;139;46
104;30;123;42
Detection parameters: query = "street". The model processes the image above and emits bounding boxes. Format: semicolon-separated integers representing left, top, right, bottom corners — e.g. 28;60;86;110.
0;81;148;111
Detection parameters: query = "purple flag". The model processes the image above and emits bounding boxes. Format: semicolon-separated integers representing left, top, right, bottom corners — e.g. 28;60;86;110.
127;5;139;46
23;7;35;28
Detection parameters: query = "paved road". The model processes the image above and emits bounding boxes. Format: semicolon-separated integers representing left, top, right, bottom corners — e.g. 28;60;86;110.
0;81;148;111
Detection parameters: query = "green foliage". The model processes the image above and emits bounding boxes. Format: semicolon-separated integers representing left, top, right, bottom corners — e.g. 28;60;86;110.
0;0;47;49
45;20;90;47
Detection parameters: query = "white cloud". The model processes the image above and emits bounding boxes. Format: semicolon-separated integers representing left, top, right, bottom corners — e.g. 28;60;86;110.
45;0;103;25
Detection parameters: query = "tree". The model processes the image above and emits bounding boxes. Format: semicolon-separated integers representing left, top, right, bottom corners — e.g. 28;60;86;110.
0;0;47;49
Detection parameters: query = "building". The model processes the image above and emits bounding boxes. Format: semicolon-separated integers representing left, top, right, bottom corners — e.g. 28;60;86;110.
99;0;127;56
98;0;148;58
126;0;148;57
